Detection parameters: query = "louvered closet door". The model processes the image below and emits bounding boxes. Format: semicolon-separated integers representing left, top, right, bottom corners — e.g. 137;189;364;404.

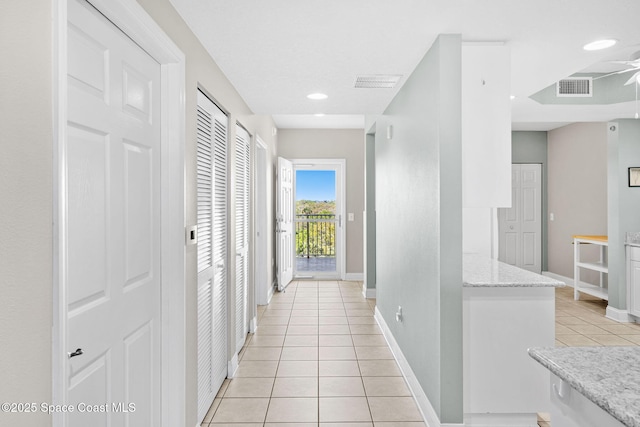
196;90;228;423
235;125;251;353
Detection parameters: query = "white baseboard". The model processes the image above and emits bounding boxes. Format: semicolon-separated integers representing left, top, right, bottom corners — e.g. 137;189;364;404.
542;271;573;287
464;413;537;427
362;283;376;299
345;272;364;281
606;306;633;323
249;316;258;333
268;279;275;304
227;354;238;379
374;307;455;427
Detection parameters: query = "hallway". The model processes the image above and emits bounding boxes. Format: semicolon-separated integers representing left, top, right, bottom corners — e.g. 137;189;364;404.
200;280;425;426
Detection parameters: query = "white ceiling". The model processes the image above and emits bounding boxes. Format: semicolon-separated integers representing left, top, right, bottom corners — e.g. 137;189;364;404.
170;0;640;130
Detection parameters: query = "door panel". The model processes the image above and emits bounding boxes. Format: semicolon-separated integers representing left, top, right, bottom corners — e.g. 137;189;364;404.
196;90;228;422
235;125;250;353
66;1;161;425
277;157;294;290
498;164;542;273
504;232;518;265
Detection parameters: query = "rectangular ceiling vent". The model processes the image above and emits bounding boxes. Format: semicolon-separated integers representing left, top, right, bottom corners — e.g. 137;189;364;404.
355;74;403;89
556;77;592;97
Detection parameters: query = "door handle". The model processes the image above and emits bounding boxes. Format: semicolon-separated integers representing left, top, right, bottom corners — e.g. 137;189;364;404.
68;348;83;359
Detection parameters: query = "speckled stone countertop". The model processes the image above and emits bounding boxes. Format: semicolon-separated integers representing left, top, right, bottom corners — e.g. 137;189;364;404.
626;232;640;247
529;347;640;427
463;254;565;288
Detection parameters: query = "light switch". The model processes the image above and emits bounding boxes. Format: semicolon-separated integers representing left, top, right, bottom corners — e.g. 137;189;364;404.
348;213;354;221
550;213;555;221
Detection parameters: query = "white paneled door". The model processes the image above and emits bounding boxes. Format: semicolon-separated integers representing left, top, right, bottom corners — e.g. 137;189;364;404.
235;125;251;353
498;164;542;273
276;157;294;291
65;0;161;425
196;91;228;422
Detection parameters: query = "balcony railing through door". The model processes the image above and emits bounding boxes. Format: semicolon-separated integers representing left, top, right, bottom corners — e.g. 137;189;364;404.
295;214;336;272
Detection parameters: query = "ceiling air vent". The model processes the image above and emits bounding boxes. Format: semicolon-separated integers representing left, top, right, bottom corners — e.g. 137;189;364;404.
354;75;402;89
556;77;593;97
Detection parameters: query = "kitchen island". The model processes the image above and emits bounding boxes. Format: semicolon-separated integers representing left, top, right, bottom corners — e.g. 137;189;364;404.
463;254;565;426
529;346;640;427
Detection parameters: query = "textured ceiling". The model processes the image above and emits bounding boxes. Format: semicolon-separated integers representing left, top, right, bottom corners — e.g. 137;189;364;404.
170;0;640;130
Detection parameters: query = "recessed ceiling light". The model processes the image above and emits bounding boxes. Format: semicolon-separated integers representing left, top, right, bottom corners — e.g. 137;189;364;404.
307;93;328;100
314;113;325;117
510;95;516;100
583;39;617;51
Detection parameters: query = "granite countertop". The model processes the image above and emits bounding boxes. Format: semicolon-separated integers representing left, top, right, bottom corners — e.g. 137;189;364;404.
529;347;640;427
626;232;640;247
463;254;565;288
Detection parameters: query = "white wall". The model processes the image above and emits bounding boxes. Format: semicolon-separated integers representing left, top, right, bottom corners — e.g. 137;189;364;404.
278;129;365;276
0;2;53;426
461;44;511;258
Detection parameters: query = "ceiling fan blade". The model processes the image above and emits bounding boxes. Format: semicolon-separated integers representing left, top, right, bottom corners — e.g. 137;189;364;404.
594;67;640;80
623;71;640;86
609;60;638;65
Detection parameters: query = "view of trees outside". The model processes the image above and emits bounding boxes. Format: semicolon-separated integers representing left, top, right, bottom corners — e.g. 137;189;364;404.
296;200;336;258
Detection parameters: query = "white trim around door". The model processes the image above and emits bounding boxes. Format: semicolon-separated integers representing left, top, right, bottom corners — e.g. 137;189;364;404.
254;137;271;306
52;1;186;426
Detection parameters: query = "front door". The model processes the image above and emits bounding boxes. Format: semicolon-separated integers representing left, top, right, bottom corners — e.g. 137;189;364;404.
64;0;161;425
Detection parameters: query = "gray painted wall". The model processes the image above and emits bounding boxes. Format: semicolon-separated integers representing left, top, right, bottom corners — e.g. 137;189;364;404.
512;131;549;271
0;1;53;425
608;119;640;310
375;34;463;423
278;129;365;275
547;123;608;284
365;134;376;289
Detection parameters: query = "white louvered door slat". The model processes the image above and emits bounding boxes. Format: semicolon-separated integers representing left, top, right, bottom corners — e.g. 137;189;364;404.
235;125;250;353
196;90;228;423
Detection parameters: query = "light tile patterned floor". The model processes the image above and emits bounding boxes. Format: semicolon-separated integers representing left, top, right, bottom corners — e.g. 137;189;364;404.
200;282;640;427
200;280;425;427
555;286;640;347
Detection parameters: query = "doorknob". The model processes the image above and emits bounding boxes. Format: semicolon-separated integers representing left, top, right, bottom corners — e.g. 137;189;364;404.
68;348;83;358
510;226;514;230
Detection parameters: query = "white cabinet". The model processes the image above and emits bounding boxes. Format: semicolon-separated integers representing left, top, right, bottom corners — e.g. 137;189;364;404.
627;245;640;318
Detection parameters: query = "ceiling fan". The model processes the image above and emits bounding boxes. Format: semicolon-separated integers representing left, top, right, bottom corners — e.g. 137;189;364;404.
594;51;640;85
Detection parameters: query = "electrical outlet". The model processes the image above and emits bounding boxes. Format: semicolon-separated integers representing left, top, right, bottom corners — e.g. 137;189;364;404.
395;306;403;322
348;213;354;221
550;213;555;221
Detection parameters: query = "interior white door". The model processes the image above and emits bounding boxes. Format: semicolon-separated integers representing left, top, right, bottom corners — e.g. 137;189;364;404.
235;125;250;353
498;164;542;273
65;0;161;425
276;157;294;291
196;90;228;422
